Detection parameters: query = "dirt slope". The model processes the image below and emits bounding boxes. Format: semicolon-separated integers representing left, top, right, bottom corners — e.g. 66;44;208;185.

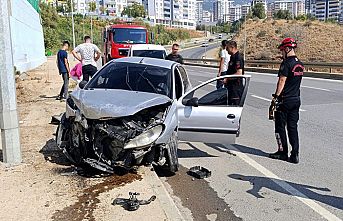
234;19;343;62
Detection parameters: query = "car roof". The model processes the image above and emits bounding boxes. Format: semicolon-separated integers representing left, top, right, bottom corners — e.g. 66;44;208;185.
130;44;167;51
113;57;176;69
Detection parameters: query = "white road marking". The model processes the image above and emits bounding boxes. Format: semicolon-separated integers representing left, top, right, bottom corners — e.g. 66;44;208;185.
186;67;343;83
229;145;342;221
251;95;306;112
246;72;343;83
302;85;332;92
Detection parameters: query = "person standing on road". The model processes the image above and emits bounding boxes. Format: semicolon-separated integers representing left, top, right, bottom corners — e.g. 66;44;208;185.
166;43;184;64
72;36;101;82
217;40;230;89
224;40;245;105
56;41;70;100
269;38;304;164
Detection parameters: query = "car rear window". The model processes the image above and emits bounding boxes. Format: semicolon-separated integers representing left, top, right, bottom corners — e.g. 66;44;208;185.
132;50;166;59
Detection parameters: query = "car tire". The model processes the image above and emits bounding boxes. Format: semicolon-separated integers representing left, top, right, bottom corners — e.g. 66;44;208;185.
166;131;179;173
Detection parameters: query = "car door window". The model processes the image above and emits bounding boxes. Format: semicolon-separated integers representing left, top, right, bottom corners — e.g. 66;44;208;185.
177;66;192;93
183;77;247;107
174;68;183;99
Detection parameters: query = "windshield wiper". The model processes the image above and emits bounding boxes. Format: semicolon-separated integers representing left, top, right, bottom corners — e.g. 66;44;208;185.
137;67;158;94
126;66;133;91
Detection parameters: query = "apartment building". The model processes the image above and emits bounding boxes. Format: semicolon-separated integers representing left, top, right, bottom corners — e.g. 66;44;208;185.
195;0;204;23
212;0;234;22
143;0;196;29
314;0;342;21
271;0;305;17
203;10;213;22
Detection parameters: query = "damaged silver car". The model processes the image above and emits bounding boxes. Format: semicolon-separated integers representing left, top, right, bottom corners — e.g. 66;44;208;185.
55;57;250;174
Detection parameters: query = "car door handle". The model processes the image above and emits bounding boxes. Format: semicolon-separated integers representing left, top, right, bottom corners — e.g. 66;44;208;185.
227;114;235;119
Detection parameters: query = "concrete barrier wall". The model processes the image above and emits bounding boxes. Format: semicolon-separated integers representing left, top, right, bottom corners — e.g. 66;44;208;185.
10;0;46;72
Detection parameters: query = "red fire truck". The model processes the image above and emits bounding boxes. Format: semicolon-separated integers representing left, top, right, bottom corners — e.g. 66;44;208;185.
102;24;149;63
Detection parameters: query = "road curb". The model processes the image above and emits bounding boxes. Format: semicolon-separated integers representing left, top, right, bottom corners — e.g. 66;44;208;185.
142;167;185;221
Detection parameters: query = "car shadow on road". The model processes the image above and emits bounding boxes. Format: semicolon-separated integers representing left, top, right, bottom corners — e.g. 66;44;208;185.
204;143;269;158
228;173;343;210
39;138;71;166
178;142;217;158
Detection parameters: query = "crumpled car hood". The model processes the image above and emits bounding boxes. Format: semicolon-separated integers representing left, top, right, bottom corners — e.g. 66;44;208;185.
70;89;172;119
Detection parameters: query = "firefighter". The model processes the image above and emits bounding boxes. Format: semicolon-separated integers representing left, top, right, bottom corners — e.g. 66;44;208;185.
269;38;304;164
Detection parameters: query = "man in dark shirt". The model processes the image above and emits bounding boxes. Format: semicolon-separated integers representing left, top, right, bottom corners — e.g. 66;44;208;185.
223;40;244;105
166;43;184;64
269;38;304;164
56;41;70;100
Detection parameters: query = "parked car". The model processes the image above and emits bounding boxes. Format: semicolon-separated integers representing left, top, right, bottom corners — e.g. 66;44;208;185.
55;57;251;174
201;42;209;47
218;34;223;39
128;44;167;59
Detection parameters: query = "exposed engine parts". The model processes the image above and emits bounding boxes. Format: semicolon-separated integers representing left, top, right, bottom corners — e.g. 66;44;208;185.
112;192;157;211
55;103;172;174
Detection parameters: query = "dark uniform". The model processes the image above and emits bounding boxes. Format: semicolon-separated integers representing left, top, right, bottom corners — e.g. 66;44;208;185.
275;56;304;157
225;51;244;105
166;53;184;64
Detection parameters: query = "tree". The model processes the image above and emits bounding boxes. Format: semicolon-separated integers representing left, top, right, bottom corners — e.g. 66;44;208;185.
64;0;76;13
88;2;96;12
274;10;293;20
121;3;146;18
40;3;59;53
252;3;266;19
99;6;107;15
222;22;231;33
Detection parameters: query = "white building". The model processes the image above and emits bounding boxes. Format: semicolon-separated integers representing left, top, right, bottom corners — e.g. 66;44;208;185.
75;0;87;14
241;4;251;18
272;0;305;17
213;0;234;22
202;10;213;22
314;0;342;21
225;5;241;22
195;0;204;23
96;0;128;16
143;0;196;29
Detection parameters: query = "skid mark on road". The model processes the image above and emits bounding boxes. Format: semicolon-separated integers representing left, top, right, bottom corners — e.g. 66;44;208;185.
251;94;307;112
229;145;342;221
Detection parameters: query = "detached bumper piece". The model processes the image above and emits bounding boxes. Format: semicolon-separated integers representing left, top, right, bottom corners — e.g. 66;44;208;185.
187;166;212;179
112;192;156;211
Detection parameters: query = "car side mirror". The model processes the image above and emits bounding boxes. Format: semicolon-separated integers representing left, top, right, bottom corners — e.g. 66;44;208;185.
183;97;199;107
79;80;87;89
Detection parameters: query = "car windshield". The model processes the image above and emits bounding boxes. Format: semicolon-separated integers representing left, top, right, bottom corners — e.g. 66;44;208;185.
132;50;166;59
86;62;172;98
113;28;146;44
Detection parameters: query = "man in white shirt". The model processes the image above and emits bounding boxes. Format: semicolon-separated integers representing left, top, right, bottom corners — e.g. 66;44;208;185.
217;40;230;89
72;36;101;82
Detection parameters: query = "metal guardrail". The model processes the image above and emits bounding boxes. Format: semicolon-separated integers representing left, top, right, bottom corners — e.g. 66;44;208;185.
183;58;343;74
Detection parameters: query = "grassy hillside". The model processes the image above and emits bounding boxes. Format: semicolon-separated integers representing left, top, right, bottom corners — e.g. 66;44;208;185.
234;19;343;62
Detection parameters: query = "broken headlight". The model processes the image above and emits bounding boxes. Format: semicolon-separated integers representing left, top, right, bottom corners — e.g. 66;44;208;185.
124;125;163;149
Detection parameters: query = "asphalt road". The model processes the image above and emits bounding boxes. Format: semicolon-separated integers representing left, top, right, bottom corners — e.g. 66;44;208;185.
163;65;343;221
180;41;221;59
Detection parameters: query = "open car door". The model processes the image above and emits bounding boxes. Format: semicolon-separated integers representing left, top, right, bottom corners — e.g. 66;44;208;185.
177;75;251;144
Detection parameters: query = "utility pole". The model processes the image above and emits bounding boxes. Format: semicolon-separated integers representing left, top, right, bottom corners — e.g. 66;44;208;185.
0;0;21;164
243;15;247;61
71;0;76;48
